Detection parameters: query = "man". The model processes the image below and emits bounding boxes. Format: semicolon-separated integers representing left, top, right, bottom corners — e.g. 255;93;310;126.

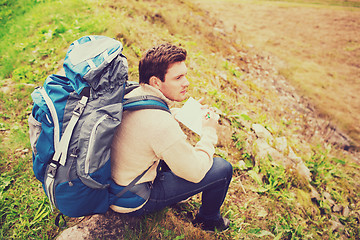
111;43;233;232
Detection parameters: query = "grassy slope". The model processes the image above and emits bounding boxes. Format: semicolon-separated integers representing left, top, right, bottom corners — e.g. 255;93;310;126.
0;0;359;239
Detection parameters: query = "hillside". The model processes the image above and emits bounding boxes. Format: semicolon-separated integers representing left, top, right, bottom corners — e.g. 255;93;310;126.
194;0;360;147
0;0;359;239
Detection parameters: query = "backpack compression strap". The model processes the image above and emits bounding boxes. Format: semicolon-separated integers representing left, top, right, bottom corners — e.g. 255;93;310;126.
115;161;156;198
123;95;171;114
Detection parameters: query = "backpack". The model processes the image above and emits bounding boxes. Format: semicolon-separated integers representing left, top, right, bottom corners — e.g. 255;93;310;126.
28;35;170;217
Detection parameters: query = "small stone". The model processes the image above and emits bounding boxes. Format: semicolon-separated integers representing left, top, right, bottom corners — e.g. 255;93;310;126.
332;204;343;212
310;186;321;201
235;160;247;170
342;206;350;217
323;192;335;207
330;217;344;232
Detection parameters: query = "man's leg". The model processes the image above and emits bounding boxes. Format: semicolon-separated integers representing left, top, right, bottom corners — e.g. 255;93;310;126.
128;157;233;223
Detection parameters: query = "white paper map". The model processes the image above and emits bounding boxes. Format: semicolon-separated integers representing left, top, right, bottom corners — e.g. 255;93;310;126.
175;97;203;135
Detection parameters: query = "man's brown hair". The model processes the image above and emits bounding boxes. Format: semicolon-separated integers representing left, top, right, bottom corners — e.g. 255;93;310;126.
139;43;187;84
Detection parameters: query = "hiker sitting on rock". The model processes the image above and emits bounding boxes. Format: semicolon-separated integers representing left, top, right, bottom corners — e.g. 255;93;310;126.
110;43;233;232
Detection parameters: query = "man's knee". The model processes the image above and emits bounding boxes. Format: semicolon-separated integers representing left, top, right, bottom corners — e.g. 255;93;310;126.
213;157;233;179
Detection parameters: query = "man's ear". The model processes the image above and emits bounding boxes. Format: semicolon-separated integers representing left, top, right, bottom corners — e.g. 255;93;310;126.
149;76;162;89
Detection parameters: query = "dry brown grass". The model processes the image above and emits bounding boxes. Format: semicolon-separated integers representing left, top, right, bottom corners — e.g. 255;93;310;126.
193;0;360;145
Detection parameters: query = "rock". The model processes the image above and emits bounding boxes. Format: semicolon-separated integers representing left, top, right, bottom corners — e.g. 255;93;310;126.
57;225;90;240
288;147;301;164
288;147;311;181
330;219;344;232
342;205;350;217
310;186;321;201
296;161;312;182
323;192;335;207
274;136;288;154
332;204;343;213
56;211;138;240
253;137;312;182
253;139;283;165
235;160;247;170
252;124;273;144
251;123;313;182
330;216;344;232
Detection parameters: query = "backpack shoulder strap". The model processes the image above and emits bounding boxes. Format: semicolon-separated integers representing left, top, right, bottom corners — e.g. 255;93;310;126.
55;95;88;166
123;95;171;114
44;95;88;210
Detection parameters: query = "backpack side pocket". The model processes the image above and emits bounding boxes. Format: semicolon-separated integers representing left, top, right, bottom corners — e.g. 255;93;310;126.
77;103;123;189
28;114;42;157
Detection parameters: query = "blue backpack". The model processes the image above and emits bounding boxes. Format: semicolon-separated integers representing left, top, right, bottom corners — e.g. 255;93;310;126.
28;35;170;217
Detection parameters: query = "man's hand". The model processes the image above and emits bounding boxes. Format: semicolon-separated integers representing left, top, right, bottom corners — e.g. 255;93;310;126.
201;107;219;129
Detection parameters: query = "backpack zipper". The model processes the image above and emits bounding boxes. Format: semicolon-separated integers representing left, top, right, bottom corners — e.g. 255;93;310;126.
67;148;78;187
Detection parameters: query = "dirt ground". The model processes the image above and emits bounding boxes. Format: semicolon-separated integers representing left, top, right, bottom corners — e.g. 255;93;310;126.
193;0;360;144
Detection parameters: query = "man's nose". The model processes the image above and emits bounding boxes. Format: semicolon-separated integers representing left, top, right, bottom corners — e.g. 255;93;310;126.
183;77;189;87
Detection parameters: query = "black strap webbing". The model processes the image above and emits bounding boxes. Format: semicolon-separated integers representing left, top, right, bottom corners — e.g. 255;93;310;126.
116;162;156;198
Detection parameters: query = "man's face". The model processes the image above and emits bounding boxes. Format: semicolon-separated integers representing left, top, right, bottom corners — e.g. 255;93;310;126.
157;61;189;102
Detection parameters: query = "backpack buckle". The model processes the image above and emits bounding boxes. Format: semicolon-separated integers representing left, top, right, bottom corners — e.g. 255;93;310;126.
47;162;58;179
141;95;149;101
73;96;88;117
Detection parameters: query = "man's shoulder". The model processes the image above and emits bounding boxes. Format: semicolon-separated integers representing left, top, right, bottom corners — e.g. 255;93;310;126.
125;84;172;107
125;107;174;127
125;108;185;142
140;108;174;124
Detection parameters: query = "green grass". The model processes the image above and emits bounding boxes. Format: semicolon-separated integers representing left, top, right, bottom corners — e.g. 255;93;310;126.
0;0;112;79
1;0;359;239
